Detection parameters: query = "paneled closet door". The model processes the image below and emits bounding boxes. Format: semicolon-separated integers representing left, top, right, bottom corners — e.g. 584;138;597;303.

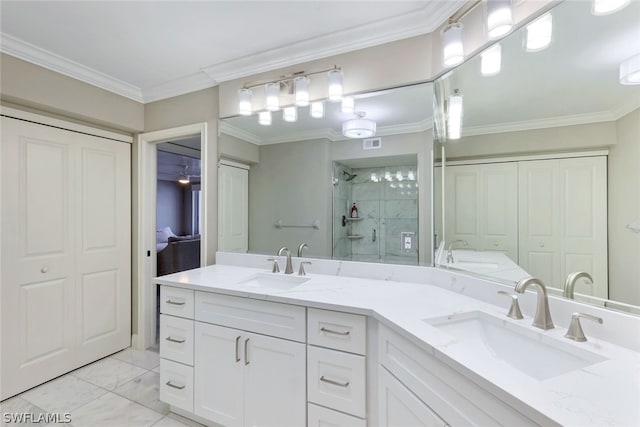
218;163;248;253
0;116;131;399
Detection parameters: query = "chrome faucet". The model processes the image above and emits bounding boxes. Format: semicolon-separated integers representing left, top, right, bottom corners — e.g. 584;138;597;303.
277;247;294;274
297;242;308;258
563;272;593;299
514;277;555;330
446;239;468;263
565;312;603;342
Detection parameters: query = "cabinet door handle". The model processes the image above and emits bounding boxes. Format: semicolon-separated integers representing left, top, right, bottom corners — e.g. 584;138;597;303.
166;299;185;306
165;336;185;344
235;336;241;363
244;338;250;365
320;326;350;336
165;381;185;390
320;376;349;388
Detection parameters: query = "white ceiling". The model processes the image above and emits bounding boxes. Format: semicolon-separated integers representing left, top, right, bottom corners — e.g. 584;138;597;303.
0;1;463;103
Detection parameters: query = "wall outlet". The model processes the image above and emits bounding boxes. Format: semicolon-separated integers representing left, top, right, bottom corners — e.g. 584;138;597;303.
401;232;415;253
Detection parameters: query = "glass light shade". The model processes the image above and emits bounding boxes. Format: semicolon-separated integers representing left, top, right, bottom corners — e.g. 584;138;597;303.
238;88;252;116
370;173;378;182
486;0;513;39
341;97;355;114
525;13;553;52
328;69;343;102
620;53;640;85
310;101;324;118
591;0;630;15
294;76;310;106
265;82;280;111
442;23;464;67
178;174;190;184
258;111;272;126
396;171;403;181
447;93;463;140
408;170;415;181
342;118;376;138
481;43;502;76
283;106;297;122
385;171;392;181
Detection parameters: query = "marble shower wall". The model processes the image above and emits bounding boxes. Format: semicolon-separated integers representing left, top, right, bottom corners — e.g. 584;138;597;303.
332;163;352;260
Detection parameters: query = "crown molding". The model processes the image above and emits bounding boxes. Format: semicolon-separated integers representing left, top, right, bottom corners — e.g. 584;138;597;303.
219;121;261;145
1;32;144;102
612;97;640;120
142;71;217;103
201;1;463;84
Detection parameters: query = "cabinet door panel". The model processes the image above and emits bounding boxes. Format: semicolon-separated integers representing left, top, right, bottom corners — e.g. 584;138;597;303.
244;332;306;427
194;322;244;426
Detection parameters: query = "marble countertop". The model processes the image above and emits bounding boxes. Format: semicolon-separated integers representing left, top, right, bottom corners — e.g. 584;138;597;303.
155;263;640;426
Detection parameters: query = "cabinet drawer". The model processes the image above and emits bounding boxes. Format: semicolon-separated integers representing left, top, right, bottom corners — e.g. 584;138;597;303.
160;314;194;366
308;308;366;355
308;346;366;418
308;403;366;427
195;292;306;342
160;286;194;319
159;359;193;413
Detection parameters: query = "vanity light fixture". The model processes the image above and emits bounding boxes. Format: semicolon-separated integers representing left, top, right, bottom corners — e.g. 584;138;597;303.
328;69;343;101
447;90;463;140
341;96;355;114
294;76;310;106
486;0;513;39
265;83;280;111
481;43;502;76
591;0;630;15
310;101;325;118
238;88;252;116
258;111;272;126
525;13;553;52
283;106;297;122
442;22;464;67
342;112;376;138
620;53;640;85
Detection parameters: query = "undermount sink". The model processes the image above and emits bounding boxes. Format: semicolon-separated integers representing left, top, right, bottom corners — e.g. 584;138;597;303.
236;273;310;290
424;311;607;380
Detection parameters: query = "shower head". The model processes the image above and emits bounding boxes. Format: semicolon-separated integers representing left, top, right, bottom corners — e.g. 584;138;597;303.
343;171;357;181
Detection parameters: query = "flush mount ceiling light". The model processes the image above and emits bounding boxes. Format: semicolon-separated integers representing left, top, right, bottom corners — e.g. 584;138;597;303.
591;0;630;15
341;97;355;114
283;106;297;122
486;0;513;39
310;101;324;118
238;88;252;116
525;13;553;52
481;43;502;76
294;76;310;106
342;112;376;138
442;22;464;67
620;53;640;85
447;90;463;140
258;111;272;126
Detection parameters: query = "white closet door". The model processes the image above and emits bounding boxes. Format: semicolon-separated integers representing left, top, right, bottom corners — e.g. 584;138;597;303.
444;165;479;249
1;116;131;399
218;163;248;252
75;139;131;364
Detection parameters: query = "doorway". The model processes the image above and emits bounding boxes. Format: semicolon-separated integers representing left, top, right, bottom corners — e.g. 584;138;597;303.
135;123;207;351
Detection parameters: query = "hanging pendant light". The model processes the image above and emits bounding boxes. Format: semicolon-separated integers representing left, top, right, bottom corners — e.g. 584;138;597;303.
328;69;343;102
238;88;252;116
620;53;640;85
447;90;463;140
294;76;310;106
258;111;272;126
342;112;376;138
283;106;297;122
591;0;630;15
310;101;324;118
481;43;502;76
442;22;464;67
525;13;553;52
486;0;513;39
265;83;280;111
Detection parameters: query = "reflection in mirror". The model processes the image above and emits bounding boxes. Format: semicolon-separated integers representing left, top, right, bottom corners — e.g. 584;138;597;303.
219;83;433;266
433;1;640;314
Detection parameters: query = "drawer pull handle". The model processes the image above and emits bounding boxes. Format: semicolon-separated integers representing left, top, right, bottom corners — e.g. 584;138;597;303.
244;338;250;365
320;327;350;336
235;336;241;363
320;376;350;388
165;381;185;390
166;299;185;306
165;336;185;344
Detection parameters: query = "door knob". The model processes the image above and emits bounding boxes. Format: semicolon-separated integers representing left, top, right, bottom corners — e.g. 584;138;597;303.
41;266;49;273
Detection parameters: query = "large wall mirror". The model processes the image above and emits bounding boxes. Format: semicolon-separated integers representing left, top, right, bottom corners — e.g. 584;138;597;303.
434;1;640;314
218;82;434;266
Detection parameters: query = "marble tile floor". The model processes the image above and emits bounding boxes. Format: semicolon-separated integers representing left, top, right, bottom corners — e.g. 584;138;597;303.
0;348;204;427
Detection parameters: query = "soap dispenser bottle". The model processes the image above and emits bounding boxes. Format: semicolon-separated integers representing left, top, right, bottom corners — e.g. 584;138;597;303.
350;202;359;218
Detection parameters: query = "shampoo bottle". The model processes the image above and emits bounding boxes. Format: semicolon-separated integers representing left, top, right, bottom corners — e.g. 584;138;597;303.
350;202;359;218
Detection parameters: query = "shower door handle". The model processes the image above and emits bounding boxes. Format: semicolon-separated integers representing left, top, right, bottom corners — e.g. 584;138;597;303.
372;228;376;242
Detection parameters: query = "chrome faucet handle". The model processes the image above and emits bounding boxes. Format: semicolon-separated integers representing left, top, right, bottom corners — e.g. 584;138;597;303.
267;258;280;273
497;291;524;320
298;261;312;276
565;312;603;342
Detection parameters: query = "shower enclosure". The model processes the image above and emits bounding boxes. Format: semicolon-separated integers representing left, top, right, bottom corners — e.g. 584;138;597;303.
332;158;419;265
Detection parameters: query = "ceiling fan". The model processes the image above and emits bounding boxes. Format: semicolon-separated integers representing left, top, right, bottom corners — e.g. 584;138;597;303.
177;165;200;184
